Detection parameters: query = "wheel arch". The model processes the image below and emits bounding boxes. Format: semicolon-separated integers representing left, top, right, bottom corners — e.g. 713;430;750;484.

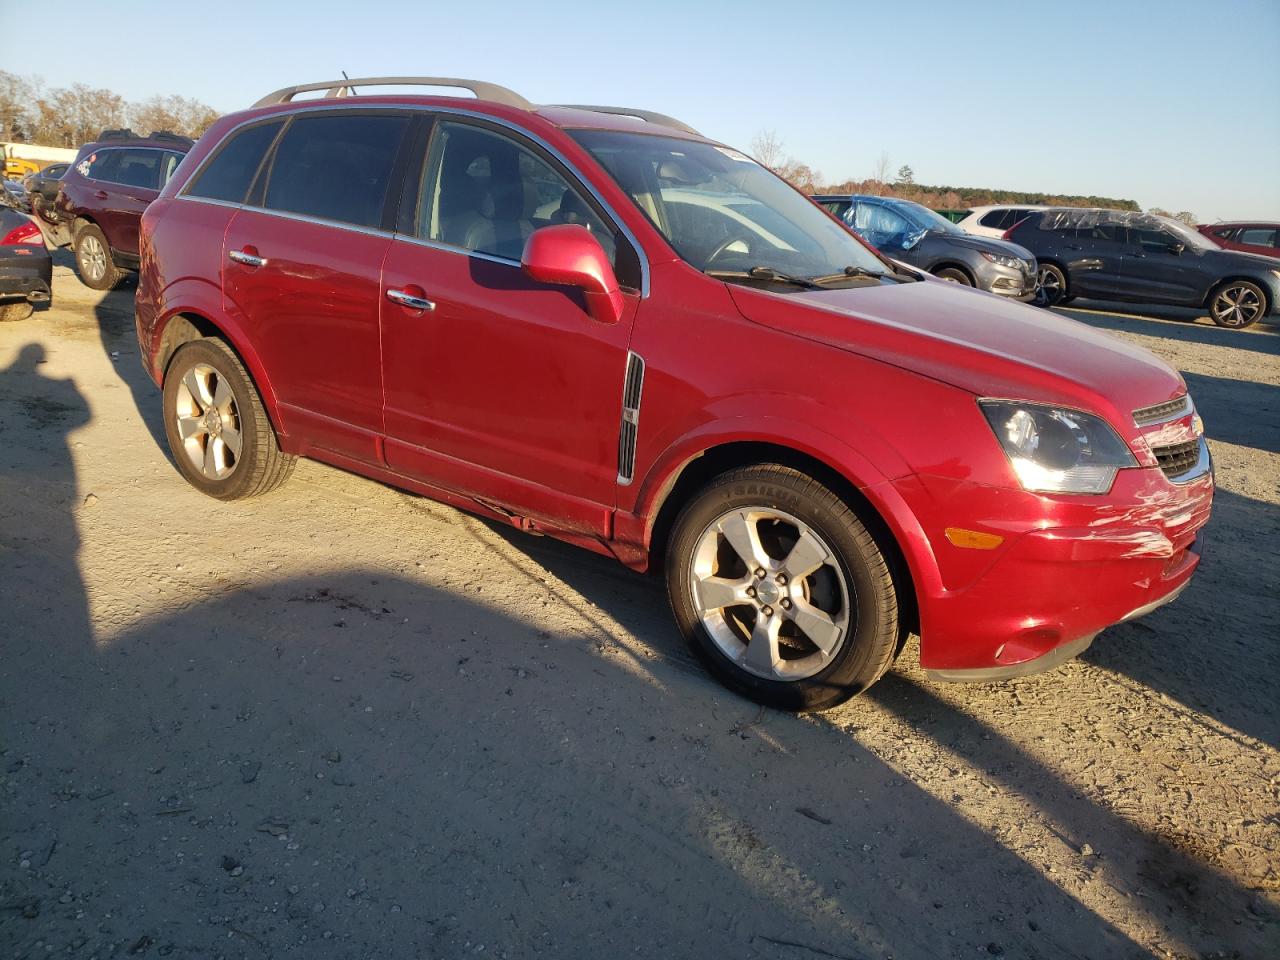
151;300;287;441
642;440;921;637
1203;275;1272;314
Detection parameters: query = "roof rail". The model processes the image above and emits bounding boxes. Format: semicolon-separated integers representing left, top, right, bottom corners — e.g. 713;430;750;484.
552;105;702;137
99;128;137;141
253;77;533;110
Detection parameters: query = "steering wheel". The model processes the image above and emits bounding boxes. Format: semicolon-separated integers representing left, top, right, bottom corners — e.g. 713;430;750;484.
704;234;754;268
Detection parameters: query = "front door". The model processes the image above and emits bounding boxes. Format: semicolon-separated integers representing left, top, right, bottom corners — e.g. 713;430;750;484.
379;118;641;536
222;110;410;461
1121;225;1210;305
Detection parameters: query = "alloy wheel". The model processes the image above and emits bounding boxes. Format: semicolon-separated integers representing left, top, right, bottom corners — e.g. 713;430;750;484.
1037;266;1062;301
173;363;242;480
79;234;107;282
1211;284;1263;327
689;507;852;681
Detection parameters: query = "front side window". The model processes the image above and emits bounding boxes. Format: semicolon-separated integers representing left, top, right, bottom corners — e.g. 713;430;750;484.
979;209;1010;228
262;113;409;229
187;121;283;203
417;120;618;267
850;201;914;249
571;130;887;281
113;149;167;190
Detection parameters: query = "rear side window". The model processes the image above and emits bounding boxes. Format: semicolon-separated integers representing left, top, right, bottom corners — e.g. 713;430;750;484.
187;121;283;203
262;113;409;229
1239;227;1278;247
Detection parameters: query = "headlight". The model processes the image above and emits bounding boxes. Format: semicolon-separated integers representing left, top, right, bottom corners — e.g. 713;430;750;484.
979;400;1136;494
980;251;1024;269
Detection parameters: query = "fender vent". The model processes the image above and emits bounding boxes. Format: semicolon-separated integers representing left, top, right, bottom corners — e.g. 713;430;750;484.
617;351;645;484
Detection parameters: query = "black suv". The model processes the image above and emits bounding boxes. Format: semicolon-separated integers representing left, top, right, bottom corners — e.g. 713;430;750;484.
51;129;193;289
1008;208;1280;329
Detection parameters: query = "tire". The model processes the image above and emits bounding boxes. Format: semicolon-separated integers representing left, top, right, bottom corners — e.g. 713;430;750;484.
1037;262;1069;305
1208;280;1267;329
74;224;123;290
161;338;295;500
0;301;33;322
933;266;972;286
666;465;900;711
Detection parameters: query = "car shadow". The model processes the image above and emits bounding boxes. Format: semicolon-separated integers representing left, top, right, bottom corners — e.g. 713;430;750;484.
1180;371;1280;456
86;275;168;452
1058;301;1280;355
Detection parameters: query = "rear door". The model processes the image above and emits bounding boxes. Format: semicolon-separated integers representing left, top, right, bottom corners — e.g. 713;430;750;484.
1061;218;1128;298
222;110;411;462
96;148;180;256
378;116;642;535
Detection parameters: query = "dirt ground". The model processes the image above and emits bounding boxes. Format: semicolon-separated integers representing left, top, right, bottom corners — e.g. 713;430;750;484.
2;259;1277;960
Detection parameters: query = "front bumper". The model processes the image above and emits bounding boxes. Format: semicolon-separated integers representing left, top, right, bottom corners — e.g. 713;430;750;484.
897;461;1213;681
979;260;1039;300
0;245;53;302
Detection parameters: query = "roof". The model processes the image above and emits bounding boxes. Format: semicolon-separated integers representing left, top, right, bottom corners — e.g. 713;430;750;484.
248;77;707;141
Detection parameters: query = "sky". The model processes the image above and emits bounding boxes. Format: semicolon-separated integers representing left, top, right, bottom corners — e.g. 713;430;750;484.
3;0;1278;222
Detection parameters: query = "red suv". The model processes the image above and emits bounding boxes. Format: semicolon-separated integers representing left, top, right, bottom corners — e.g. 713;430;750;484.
135;78;1213;711
53;129;192;289
1198;222;1280;259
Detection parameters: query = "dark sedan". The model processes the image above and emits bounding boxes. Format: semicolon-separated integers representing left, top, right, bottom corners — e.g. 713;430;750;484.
22;162;70;219
814;194;1039;300
1007;209;1280;329
1;206;52;322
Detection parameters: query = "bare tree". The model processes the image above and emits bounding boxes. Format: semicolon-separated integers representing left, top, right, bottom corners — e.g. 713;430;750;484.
131;94;220;139
895;164;915;186
870;151;891;195
1173;210;1198;227
750;129;786;171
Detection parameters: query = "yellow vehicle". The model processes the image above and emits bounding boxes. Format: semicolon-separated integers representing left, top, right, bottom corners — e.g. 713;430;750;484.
3;157;41;180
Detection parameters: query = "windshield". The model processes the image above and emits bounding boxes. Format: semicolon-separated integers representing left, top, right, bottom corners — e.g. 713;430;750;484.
1157;217;1217;251
569;130;888;281
896;200;964;235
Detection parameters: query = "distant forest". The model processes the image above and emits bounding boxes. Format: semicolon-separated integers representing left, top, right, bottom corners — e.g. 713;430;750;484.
812;178;1141;212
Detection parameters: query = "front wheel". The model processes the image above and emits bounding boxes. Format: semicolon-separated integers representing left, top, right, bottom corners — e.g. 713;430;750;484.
933;266;972;286
162;338;295;500
1037;263;1071;305
1208;280;1266;329
666;465;901;711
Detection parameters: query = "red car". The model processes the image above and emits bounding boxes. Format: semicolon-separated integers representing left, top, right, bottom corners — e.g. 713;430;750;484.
52;129;192;289
135;77;1213;711
1198;222;1280;259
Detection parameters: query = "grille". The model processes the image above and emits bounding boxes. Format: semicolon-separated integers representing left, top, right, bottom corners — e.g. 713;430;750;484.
616;351;645;484
1133;395;1190;425
1152;439;1200;479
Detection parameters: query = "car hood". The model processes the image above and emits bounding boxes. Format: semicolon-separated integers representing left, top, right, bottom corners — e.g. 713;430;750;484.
927;232;1033;260
726;278;1186;423
1201;246;1280;267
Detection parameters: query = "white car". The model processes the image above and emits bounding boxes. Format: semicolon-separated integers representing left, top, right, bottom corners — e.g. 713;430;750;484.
955;204;1048;239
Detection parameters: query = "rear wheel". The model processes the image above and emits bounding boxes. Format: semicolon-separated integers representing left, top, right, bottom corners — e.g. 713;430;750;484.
74;224;122;290
666;465;900;711
933;266;972;285
1208;280;1266;329
162;338;295;500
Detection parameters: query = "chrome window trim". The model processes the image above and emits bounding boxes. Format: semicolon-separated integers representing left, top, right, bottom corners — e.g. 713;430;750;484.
174;100;651;297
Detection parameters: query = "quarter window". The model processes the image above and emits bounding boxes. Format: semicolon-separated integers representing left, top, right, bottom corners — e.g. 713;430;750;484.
417;120;619;268
262;113;409;229
187;121;283;203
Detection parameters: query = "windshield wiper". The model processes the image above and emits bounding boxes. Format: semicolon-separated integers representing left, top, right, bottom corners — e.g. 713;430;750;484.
808;265;914;284
706;266;827;290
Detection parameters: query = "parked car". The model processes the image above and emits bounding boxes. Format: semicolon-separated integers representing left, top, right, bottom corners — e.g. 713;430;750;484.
1197;222;1280;260
2;178;31;213
52;129;193;289
136;76;1212;711
815;194;1039;300
954;204;1049;239
0;206;52;321
1007;208;1280;328
21;161;69;194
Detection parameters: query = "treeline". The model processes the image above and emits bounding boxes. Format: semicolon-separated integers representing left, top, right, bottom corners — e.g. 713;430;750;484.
0;71;220;147
814;178;1141;212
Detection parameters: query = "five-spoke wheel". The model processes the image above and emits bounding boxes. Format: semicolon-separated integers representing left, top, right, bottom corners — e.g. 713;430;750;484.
668;465;901;711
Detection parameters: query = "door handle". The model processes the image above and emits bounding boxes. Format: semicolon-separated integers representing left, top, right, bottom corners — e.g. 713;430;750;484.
94;190;108;200
228;249;267;268
386;288;436;312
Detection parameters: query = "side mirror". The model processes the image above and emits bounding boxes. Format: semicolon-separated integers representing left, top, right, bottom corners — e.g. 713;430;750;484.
521;225;624;325
1168;241;1185;255
901;229;927;251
